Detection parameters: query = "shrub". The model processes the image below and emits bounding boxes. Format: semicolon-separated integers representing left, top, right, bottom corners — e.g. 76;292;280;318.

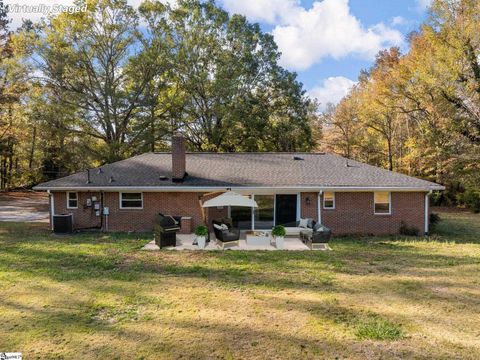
355;317;404;341
429;213;441;230
271;225;286;237
194;225;209;237
461;189;480;213
399;221;419;236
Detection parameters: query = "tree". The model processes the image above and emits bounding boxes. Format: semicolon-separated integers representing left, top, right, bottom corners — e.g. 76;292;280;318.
141;0;315;152
31;0;153;163
0;0;30;189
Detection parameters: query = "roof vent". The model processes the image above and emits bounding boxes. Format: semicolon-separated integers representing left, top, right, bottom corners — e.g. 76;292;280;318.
293;156;304;161
97;168;103;174
86;169;91;184
159;175;168;181
109;176;115;183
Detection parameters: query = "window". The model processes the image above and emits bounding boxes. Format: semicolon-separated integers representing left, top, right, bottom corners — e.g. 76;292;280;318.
323;192;335;209
120;192;143;209
67;192;78;209
374;192;391;214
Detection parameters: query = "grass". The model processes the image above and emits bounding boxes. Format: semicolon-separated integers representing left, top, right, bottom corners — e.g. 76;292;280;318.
0;210;479;359
354;315;404;341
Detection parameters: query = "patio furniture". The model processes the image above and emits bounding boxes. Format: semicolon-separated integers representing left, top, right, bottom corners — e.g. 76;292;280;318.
246;231;271;246
154;213;181;248
284;218;317;236
212;218;240;249
305;224;332;250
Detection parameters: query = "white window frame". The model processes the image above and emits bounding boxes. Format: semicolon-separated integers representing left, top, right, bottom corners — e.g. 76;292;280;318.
374;191;391;215
66;191;78;209
323;191;335;209
119;192;143;209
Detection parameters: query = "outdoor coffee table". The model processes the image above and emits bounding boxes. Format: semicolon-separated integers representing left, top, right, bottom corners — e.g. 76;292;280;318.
246;231;271;246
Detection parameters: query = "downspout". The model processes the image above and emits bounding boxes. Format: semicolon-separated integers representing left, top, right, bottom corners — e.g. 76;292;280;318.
317;190;323;224
48;190;54;230
424;190;432;235
100;191;104;231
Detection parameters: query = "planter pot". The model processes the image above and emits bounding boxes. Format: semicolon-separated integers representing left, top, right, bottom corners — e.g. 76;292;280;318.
197;236;206;249
275;236;284;249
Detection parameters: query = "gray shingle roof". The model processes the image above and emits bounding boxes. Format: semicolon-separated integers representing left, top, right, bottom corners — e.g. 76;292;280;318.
34;152;444;190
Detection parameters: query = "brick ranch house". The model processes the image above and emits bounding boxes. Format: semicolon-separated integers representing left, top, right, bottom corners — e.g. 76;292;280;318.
34;135;444;235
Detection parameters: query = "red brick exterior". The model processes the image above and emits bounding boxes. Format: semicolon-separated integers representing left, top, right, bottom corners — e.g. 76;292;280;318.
172;135;186;180
301;192;318;220
53;191;207;232
51;190;427;235
320;191;426;235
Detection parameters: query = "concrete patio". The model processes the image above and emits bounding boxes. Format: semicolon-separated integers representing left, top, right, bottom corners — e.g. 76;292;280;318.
142;233;330;251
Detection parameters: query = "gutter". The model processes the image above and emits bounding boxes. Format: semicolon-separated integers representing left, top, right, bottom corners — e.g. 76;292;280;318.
33;185;446;192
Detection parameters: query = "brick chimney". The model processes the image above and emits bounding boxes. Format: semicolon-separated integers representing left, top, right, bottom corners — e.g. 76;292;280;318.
172;134;186;182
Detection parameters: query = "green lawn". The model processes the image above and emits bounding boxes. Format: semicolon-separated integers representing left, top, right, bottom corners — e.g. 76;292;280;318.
1;211;479;359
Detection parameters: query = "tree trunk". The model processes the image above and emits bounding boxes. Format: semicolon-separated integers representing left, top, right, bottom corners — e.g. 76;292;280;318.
29;125;37;169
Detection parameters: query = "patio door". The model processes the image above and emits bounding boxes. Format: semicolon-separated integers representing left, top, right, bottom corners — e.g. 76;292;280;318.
275;194;298;226
230;194;253;230
253;195;274;229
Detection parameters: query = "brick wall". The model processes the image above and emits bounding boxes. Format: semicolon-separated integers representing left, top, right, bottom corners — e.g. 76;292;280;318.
300;192;318;221
53;191;102;229
172;135;186;180
319;191;426;235
52;190;427;235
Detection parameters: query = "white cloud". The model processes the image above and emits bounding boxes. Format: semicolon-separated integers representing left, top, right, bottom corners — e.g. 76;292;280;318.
309;76;356;111
417;0;433;10
221;0;404;71
391;16;406;26
221;0;299;25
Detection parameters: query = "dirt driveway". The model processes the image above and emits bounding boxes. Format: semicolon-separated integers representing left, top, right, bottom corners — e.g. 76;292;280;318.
0;192;49;222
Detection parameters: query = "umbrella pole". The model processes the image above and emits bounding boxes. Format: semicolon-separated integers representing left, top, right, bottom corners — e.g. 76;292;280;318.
199;190;226;225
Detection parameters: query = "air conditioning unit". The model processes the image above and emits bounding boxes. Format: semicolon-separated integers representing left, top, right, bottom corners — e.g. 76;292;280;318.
53;214;73;234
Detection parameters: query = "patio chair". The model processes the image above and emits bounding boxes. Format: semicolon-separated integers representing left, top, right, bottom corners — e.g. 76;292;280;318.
306;223;332;250
212;218;240;250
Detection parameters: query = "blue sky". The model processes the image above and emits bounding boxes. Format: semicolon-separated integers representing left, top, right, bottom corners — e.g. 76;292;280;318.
220;0;432;109
6;0;432;110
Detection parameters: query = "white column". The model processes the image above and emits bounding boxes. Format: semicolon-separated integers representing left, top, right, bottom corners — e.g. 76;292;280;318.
251;194;255;230
296;193;301;220
48;190;54;230
317;191;323;224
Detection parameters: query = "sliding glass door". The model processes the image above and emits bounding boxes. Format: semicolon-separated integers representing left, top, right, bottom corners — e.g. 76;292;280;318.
254;195;274;229
275;194;298;226
230;193;298;229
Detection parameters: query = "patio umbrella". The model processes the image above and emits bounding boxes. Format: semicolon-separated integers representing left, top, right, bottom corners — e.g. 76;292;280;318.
201;191;258;208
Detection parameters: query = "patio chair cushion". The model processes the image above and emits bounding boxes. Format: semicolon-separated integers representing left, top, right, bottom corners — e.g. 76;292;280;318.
306;218;315;228
299;218;309;228
313;223;325;231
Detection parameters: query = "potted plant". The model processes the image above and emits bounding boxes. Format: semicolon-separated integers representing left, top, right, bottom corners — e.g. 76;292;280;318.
195;225;209;249
272;225;286;249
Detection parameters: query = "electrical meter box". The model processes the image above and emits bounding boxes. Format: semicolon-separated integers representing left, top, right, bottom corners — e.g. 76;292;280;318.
91;196;97;202
103;207;109;215
86;199;92;207
94;203;100;210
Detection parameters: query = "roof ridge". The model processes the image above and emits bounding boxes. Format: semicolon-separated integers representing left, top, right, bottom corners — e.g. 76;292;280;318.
151;151;330;155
